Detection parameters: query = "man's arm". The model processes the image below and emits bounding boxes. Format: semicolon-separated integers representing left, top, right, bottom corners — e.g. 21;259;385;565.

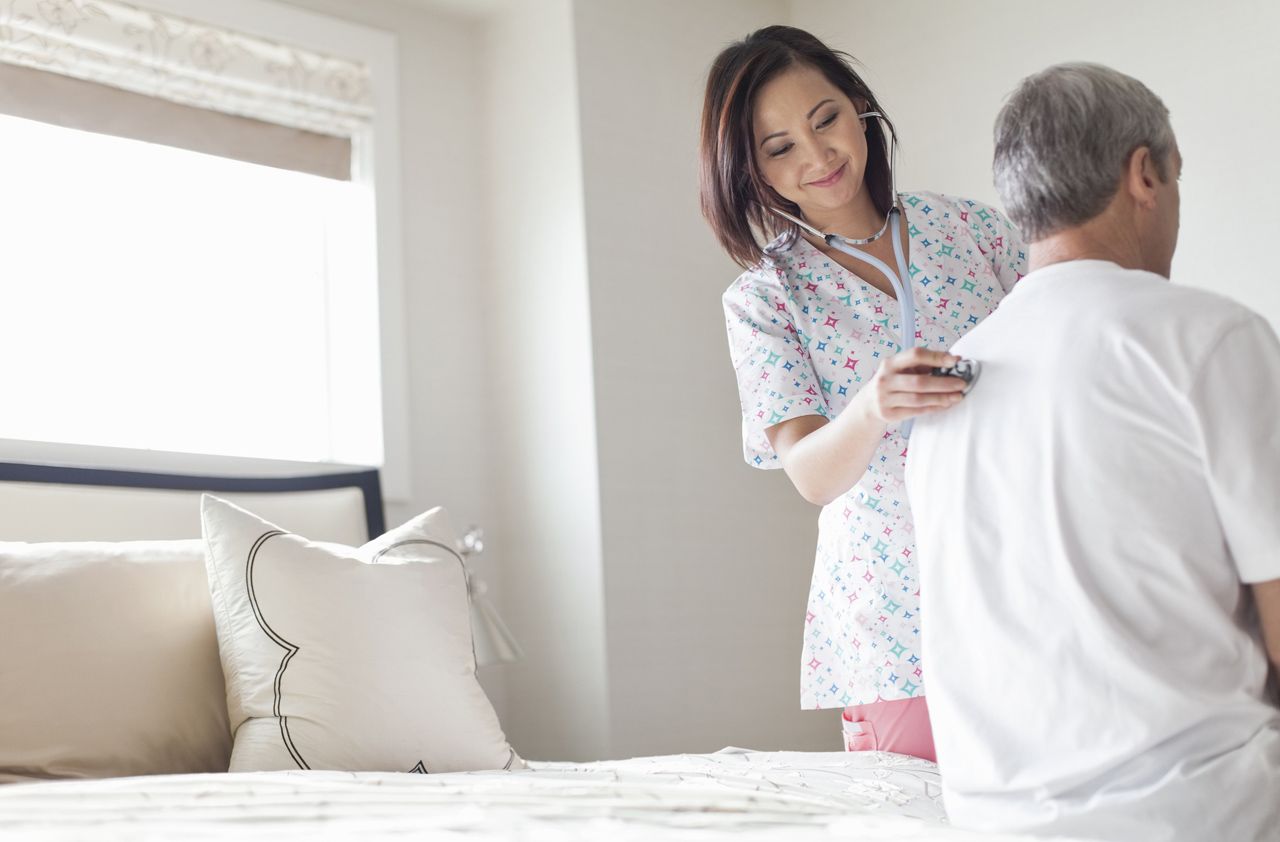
1253;579;1280;705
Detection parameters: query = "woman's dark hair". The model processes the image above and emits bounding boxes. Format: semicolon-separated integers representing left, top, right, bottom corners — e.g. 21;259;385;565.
699;26;896;268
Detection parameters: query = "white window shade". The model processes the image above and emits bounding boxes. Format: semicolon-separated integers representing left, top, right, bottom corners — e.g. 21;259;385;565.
0;63;352;179
0;0;372;134
0;0;373;174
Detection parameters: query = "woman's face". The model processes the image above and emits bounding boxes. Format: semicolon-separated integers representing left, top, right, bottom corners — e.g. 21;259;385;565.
751;64;870;220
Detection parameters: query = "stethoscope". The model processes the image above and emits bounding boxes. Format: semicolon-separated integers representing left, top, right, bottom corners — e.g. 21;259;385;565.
764;111;979;438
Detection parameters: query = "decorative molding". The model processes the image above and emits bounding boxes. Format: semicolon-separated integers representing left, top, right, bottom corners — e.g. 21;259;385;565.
0;0;372;136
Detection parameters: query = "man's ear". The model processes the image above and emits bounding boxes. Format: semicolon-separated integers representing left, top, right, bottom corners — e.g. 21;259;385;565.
1125;146;1159;211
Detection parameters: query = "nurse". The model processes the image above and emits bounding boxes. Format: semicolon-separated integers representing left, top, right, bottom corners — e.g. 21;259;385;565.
699;25;1025;760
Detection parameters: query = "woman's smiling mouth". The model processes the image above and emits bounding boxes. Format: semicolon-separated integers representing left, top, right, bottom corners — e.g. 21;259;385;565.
808;162;847;188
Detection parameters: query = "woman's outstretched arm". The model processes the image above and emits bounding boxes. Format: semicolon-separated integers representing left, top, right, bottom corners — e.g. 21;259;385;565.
768;347;966;506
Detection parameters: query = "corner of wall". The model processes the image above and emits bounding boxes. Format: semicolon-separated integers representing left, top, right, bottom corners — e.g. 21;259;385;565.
478;0;611;762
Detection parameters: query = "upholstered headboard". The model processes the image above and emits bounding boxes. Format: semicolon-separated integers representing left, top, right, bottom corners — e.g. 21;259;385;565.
0;461;384;544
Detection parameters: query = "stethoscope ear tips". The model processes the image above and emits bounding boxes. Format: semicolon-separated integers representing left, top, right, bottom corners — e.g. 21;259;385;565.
930;358;981;394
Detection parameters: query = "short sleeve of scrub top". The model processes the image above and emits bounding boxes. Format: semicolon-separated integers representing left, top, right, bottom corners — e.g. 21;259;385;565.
960;198;1025;294
1188;313;1280;584
723;259;832;469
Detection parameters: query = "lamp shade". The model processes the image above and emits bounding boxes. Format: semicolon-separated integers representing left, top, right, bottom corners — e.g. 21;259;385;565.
470;582;523;667
457;526;522;668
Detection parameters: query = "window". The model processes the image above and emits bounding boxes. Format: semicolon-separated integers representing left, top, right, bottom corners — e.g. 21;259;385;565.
0;113;382;464
0;0;407;493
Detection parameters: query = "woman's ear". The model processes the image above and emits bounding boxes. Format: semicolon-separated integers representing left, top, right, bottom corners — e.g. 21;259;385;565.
856;99;872;131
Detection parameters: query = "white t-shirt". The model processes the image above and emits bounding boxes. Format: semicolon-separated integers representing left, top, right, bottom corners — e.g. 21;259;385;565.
906;260;1280;841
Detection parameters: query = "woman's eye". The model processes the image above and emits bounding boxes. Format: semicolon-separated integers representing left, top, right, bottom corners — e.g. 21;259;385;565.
768;143;793;158
817;112;838;129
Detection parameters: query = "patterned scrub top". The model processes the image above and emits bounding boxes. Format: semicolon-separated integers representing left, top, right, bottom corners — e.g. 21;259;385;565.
723;192;1026;709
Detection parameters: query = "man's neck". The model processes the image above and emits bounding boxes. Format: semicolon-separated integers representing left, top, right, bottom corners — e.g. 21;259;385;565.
1029;215;1144;274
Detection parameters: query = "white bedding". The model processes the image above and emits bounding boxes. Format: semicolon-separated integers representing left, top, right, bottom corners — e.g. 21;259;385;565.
0;749;1084;841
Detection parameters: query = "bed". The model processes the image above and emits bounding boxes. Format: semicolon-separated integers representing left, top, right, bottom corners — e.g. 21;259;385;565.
0;458;1080;841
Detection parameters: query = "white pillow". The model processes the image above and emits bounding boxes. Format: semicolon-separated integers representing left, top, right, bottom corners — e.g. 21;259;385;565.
0;540;232;781
201;494;520;773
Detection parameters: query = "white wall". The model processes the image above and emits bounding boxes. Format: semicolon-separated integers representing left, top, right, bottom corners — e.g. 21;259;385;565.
571;0;835;757
272;0;510;715
790;0;1280;328
480;0;611;761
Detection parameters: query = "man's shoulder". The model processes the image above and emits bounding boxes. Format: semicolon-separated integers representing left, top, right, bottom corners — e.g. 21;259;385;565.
1025;261;1251;320
1047;265;1274;383
1113;272;1259;336
954;261;1264;357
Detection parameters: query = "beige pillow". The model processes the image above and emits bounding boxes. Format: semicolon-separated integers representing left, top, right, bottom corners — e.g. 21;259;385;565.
0;541;231;781
202;495;520;773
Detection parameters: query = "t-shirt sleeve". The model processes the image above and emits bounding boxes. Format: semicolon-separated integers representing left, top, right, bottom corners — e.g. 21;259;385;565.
723;269;831;469
1189;313;1280;583
965;198;1027;294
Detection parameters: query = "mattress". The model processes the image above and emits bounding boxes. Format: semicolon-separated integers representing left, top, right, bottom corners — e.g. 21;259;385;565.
0;748;1082;841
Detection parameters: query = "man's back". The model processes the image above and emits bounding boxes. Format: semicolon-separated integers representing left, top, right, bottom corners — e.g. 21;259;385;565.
907;259;1280;840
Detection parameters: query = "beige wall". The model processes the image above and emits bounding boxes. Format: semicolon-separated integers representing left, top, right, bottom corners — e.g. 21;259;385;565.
479;0;612;762
790;0;1280;328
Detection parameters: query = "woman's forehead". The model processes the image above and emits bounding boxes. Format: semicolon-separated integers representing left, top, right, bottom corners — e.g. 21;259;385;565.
752;65;847;129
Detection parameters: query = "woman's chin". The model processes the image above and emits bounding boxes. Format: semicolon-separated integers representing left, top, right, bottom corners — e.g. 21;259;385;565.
800;190;861;219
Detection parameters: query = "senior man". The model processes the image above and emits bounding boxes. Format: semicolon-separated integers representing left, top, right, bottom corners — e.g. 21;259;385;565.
905;63;1280;840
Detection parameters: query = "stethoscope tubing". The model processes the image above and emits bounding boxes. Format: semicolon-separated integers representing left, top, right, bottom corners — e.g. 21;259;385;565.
820;207;917;437
774;203;919;437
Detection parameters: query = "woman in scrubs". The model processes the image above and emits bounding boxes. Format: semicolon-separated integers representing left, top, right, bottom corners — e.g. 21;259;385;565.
699;25;1025;760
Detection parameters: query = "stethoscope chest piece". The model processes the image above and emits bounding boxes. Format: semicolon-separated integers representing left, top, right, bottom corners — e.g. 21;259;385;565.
930;358;982;395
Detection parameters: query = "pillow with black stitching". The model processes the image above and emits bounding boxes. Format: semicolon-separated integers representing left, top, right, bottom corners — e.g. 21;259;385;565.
200;494;520;774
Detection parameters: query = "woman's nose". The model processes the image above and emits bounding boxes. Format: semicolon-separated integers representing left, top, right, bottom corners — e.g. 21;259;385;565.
798;135;835;170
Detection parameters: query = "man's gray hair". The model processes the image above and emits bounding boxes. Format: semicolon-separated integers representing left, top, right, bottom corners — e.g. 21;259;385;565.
993;63;1174;242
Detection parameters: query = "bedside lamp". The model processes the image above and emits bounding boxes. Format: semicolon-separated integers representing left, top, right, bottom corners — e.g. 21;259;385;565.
457;526;523;667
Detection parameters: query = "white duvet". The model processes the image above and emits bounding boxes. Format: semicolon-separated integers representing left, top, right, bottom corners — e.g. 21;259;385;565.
0;749;1085;841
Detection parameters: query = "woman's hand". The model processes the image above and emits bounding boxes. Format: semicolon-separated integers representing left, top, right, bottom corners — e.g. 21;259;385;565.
769;346;970;506
858;347;968;425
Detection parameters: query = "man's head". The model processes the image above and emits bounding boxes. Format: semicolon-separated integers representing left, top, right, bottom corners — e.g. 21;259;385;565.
993;63;1180;277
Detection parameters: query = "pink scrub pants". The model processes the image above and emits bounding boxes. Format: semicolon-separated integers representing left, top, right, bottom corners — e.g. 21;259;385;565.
842;696;936;762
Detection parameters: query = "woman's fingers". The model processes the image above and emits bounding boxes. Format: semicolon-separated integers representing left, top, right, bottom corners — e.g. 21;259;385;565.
885;347;958;374
877;393;961;422
865;347;969;424
887;390;964;410
886;373;969;394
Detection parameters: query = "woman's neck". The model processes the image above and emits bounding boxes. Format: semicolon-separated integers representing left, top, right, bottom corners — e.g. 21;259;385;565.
800;191;886;240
